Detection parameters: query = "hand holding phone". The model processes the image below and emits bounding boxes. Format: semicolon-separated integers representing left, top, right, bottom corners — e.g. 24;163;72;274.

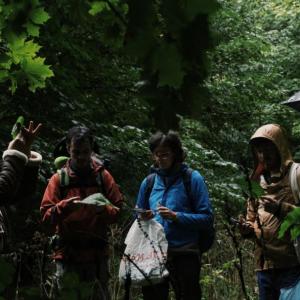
138;209;154;220
229;217;240;226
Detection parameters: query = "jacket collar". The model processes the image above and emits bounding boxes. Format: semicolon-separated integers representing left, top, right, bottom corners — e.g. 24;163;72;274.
151;163;188;178
66;158;103;178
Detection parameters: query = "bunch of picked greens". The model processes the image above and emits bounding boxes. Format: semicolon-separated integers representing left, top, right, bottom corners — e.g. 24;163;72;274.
80;193;119;209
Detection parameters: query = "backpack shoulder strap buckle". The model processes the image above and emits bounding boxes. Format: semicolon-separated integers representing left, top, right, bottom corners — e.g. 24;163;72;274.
57;168;69;187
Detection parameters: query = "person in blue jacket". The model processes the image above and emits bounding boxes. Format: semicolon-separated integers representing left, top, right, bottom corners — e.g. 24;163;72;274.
136;130;213;300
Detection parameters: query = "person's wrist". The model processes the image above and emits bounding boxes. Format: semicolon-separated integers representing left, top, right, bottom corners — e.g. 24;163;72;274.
27;151;42;166
2;149;28;164
8;139;30;157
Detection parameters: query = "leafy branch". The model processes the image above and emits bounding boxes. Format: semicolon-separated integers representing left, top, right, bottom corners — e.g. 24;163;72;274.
0;1;53;93
279;207;300;240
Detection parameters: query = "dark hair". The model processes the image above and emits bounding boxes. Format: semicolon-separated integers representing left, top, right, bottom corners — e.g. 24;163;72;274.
148;130;185;162
250;137;280;158
66;126;94;147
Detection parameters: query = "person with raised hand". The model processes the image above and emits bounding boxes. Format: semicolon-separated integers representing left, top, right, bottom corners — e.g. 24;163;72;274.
0;120;42;252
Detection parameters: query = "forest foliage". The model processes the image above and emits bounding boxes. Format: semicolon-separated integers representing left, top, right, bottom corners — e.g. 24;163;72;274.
1;0;300;299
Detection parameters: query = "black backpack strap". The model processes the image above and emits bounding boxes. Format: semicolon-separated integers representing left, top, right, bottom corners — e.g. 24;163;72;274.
182;167;215;253
182;168;194;207
58;168;69;187
58;167;106;198
144;173;156;210
144;169;193;210
57;167;69;199
95;168;107;197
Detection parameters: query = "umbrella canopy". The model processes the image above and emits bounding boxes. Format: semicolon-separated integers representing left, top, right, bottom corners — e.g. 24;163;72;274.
281;91;300;112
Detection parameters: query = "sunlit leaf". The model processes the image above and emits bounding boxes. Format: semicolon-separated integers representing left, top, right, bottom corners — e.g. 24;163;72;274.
21;57;54;91
8;37;41;64
278;219;292;238
88;1;107;15
30;7;50;25
291;226;300;240
25;22;40;37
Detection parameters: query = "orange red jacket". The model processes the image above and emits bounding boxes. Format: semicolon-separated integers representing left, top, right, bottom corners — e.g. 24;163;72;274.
40;159;123;261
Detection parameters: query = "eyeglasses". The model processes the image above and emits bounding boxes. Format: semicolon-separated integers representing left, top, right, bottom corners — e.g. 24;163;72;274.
154;151;173;160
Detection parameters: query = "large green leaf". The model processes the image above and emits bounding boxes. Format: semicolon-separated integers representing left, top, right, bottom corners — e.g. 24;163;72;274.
25;22;40;37
0;1;51;92
8;37;41;64
30;7;50;25
291;226;300;240
279;207;300;239
278;218;292;239
21;57;54;91
21;57;53;77
88;1;108;15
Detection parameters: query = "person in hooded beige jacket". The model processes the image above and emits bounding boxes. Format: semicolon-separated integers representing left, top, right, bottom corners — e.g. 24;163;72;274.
239;124;300;299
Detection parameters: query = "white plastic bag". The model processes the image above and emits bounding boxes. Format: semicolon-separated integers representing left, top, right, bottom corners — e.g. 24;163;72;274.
119;218;169;286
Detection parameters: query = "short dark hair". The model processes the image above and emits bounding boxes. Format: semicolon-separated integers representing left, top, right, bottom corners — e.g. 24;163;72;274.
149;130;185;162
66;126;94;147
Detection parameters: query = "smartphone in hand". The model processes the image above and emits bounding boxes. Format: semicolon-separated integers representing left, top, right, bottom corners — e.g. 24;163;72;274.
11;116;24;139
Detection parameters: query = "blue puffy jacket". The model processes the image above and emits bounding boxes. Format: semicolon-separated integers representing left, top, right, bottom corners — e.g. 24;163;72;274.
136;164;213;248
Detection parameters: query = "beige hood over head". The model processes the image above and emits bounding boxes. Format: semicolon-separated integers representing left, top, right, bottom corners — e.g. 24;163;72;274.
247;124;299;271
250;124;293;174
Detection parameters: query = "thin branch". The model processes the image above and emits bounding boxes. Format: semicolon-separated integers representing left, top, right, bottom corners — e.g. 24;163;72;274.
223;194;249;300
